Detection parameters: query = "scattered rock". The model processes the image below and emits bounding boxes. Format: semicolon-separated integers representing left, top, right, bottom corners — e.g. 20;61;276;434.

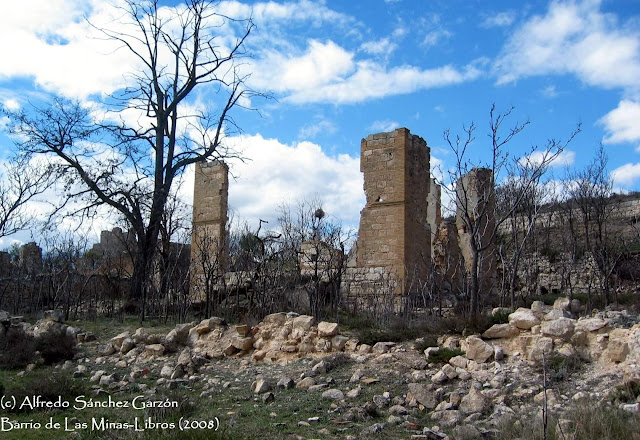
509;308;541;329
322;389;344;400
317;321;339;337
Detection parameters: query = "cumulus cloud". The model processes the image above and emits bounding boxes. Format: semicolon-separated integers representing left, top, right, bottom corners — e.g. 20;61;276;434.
600;99;640;144
494;0;640;92
611;162;640;187
180;134;364;229
264;51;483;104
520;150;576;168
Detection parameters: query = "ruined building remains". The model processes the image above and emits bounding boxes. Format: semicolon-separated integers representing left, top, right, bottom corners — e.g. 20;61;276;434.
348;128;432;294
19;242;42;275
455;167;497;295
190;161;229;301
427;177;442;257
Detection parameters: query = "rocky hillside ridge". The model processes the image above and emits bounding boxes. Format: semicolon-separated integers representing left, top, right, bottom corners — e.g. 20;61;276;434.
1;301;640;439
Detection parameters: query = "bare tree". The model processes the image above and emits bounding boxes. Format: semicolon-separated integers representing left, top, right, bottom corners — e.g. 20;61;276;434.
440;104;579;320
496;159;556;308
6;0;261;319
565;145;623;307
0;155;50;238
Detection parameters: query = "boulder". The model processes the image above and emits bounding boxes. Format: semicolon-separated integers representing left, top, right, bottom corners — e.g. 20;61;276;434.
317;321;339;337
296;377;316;389
235;325;251;337
144;344;165;356
231;337;254;352
322;389;344;400
544;309;573;320
110;332;131;349
483;323;519;339
372;342;395;354
509;308;541;329
407;383;437;410
541;318;575;340
464;336;494;363
177;348;192;366
165;323;194;347
292;315;314;331
263;313;286;326
605;339;629;363
459;384;489;414
331;335;348;351
576;317;608;332
553;297;571;311
44;309;64;323
120;338;135;355
253;378;271;393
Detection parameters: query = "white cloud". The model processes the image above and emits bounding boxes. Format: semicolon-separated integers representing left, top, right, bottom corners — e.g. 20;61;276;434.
368;120;400;133
521;150;576;168
600;99;640;144
541;84;558;98
251;40;355;94
495;1;640;92
3;99;20;111
481;11;516;28
181;134;364;229
277;57;483;104
421;30;452;49
360;38;398;56
299;119;337;139
218;0;354;28
612;162;640;187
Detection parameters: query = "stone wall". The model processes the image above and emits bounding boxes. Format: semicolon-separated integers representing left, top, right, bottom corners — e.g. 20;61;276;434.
354;128;431;293
456;168;496;294
190;161;229;301
19;242;42;275
427;178;441;257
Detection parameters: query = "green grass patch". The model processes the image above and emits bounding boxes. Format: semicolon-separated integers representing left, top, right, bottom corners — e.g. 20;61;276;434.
427;348;465;364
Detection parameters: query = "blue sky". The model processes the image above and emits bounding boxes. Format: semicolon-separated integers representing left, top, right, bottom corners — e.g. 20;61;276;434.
1;0;640;246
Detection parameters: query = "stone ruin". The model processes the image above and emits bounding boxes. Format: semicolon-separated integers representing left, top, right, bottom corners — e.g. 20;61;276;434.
188;128;498;302
190;161;229;302
344;128;433;296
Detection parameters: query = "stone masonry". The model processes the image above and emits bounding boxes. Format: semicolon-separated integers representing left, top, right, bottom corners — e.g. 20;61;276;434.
353;128;431;293
427;177;442;258
456;167;497;295
190;161;229;301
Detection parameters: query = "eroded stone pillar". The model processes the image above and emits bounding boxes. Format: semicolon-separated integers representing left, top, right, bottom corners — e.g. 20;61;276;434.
355;127;431;293
190;161;229;302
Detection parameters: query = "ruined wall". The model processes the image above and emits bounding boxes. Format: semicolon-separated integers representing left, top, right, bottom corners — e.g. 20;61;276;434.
427;177;442;257
353;128;431;293
190;161;229;301
456;168;497;294
19;242;42;275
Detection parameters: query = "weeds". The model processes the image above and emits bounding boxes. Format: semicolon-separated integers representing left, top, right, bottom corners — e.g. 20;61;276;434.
488;309;511;326
427;348;465;364
498;401;640;440
545;354;584;382
36;330;76;364
2;369;88;413
0;326;36;369
609;380;640;404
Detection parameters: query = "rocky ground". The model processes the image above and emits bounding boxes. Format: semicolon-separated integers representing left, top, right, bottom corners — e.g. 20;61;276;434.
2;300;640;440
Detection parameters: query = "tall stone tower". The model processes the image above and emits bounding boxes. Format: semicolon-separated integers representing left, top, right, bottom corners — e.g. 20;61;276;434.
355;128;431;292
190;160;229;301
456;167;497;294
427;177;442;257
